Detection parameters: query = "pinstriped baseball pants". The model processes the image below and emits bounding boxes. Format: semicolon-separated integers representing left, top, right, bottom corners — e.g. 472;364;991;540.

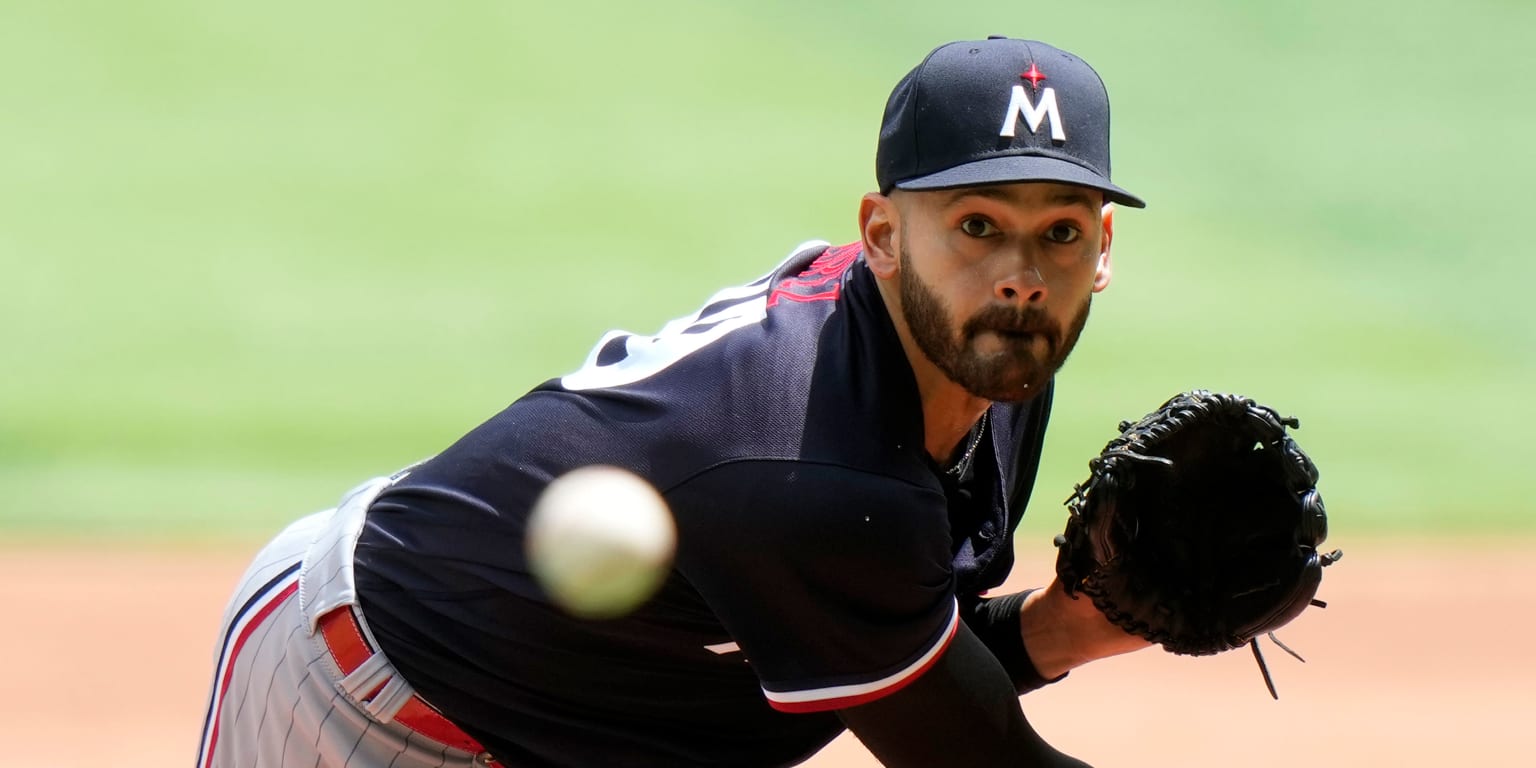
195;479;491;768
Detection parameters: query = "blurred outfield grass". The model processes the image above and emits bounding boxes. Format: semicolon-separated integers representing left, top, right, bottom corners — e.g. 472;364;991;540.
2;0;1531;543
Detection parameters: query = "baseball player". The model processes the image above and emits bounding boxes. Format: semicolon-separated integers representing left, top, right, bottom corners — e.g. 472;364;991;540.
197;36;1150;767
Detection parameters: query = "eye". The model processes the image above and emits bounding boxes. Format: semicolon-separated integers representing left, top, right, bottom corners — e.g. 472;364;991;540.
959;216;997;238
1044;222;1082;244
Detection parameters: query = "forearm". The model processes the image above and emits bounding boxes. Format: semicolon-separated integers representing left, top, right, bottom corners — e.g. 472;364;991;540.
965;579;1149;693
964;590;1063;694
1018;580;1151;679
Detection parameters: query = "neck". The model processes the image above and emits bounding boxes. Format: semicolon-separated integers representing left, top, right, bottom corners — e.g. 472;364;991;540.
875;277;991;463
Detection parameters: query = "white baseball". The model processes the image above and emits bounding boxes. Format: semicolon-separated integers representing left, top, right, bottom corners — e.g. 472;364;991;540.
524;465;676;619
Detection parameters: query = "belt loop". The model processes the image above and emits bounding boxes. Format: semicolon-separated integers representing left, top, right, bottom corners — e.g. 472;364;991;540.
338;651;393;703
362;673;417;723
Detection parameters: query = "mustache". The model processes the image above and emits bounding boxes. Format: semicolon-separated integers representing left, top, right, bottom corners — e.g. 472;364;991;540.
961;306;1060;341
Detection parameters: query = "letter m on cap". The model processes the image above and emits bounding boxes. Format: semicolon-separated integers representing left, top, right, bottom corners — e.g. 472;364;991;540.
999;85;1066;142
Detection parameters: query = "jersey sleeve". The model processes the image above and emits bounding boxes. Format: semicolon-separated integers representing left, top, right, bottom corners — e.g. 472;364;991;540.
668;460;959;713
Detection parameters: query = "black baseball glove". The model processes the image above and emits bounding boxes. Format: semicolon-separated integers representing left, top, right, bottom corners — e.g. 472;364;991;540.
1053;390;1342;697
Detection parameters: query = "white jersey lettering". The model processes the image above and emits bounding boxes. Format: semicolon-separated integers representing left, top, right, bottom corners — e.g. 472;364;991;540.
561;242;829;391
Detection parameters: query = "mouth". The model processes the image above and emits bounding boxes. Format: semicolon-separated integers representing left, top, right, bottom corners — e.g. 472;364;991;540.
962;310;1060;356
985;327;1047;344
970;325;1056;357
973;328;1049;357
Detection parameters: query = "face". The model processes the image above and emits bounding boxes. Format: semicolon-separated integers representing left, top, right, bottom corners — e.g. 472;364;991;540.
890;182;1112;402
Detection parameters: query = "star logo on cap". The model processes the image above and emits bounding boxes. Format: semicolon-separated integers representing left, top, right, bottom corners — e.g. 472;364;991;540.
1021;62;1046;89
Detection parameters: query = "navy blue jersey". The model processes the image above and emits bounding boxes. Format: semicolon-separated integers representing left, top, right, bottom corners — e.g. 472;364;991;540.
354;241;1054;767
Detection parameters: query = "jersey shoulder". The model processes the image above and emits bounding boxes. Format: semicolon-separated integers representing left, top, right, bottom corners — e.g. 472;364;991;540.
516;240;922;488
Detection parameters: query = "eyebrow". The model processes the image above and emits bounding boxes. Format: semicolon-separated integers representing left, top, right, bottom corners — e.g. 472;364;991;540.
941;185;1100;211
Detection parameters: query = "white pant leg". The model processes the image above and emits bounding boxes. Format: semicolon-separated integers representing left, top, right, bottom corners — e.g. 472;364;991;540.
196;480;488;768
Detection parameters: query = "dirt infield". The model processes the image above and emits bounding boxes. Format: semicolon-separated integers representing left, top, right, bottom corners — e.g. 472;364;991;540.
2;539;1528;766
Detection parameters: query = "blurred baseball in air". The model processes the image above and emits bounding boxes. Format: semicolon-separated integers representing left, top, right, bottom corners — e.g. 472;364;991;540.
525;466;676;619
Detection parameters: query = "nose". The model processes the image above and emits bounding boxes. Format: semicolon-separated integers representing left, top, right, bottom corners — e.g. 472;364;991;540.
995;256;1047;305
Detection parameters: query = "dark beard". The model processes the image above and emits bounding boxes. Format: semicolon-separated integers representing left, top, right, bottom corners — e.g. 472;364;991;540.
899;242;1091;402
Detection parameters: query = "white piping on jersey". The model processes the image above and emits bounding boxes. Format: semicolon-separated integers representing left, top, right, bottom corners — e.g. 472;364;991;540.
760;598;960;706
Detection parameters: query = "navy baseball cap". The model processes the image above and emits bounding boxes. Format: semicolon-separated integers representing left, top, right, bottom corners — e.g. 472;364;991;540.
876;37;1145;208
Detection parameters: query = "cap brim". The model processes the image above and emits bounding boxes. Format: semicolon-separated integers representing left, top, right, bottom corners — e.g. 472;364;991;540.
894;155;1146;209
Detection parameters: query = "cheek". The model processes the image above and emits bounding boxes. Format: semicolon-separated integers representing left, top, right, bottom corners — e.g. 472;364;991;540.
1050;244;1103;289
935;270;992;323
906;243;980;305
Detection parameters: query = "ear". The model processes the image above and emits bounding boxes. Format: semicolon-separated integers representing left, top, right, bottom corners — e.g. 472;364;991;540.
1092;203;1114;293
860;192;900;279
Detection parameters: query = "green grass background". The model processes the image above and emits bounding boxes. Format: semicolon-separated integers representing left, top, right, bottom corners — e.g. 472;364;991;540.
3;0;1530;545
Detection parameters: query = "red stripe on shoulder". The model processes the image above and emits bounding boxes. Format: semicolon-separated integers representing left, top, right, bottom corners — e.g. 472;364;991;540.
767;243;861;308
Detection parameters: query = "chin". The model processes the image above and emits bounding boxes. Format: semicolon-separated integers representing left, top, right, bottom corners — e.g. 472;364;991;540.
961;369;1045;403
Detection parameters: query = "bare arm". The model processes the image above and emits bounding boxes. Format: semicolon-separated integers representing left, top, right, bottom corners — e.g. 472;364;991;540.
1018;579;1151;679
962;579;1151;695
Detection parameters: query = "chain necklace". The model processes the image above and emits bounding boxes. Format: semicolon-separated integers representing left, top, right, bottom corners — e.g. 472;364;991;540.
944;410;990;477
